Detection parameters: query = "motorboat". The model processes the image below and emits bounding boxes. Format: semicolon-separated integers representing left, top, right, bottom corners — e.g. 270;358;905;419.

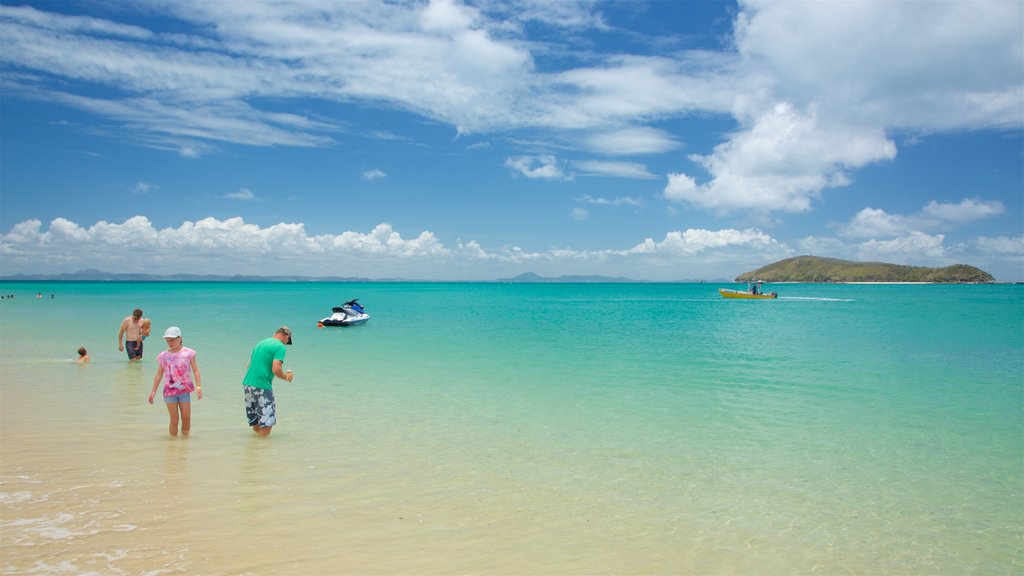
319;299;370;327
719;288;777;299
719;281;777;299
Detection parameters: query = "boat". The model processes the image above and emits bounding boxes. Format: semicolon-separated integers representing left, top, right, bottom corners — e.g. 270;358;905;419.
319;299;370;327
719;281;777;299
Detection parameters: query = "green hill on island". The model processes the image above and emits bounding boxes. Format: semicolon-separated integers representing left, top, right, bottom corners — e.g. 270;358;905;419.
736;256;995;283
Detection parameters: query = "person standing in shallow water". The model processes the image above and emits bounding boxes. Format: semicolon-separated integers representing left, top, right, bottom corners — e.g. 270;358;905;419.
149;327;202;437
117;308;145;361
242;326;294;437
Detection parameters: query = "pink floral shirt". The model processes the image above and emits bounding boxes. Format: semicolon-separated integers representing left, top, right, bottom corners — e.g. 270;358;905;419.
157;347;197;397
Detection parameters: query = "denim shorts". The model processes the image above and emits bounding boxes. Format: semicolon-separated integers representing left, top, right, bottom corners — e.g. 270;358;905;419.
164;392;191;404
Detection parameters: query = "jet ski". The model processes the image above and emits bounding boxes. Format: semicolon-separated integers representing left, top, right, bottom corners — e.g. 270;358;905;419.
319;299;370;327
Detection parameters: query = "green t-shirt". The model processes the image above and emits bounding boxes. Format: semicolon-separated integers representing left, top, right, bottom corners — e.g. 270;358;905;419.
242;337;286;390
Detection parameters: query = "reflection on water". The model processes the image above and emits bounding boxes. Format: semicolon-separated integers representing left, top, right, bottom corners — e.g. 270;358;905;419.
113;361;148;414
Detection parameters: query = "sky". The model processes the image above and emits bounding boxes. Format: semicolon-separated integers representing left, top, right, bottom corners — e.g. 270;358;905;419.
1;0;1022;281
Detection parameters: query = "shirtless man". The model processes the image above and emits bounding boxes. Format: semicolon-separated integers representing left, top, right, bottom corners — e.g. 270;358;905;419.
118;308;145;361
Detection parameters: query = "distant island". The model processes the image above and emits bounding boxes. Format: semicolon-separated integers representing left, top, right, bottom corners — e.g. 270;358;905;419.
737;256;995;283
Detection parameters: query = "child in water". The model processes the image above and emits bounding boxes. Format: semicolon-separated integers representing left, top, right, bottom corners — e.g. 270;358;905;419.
137;318;151;346
148;326;202;437
76;347;90;364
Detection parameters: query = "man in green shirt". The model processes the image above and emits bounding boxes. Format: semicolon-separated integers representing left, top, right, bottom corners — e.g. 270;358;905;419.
242;326;294;437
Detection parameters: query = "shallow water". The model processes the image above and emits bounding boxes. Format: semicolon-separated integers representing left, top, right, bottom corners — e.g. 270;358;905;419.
1;282;1021;574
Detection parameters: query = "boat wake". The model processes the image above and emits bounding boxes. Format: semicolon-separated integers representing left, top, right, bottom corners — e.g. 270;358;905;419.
778;296;856;302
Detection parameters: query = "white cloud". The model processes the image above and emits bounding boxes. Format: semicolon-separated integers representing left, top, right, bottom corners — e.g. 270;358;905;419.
842;207;911;239
793;236;856;261
362;169;386;181
505;155;570;180
132;181;155;195
661;0;1021;215
577;195;643;207
0;216;787;280
735;0;1024;131
857;232;948;263
570;208;589;221
503;0;608;30
664;103;897;213
2;219;43;244
626;228;784;256
972;235;1024;280
0;4;153;41
1;0;1019;212
584;127;680;156
0;217;451;272
842;198;1006;238
920;198;1005;225
552;54;737;129
5;215;1019;280
224;188;257;201
421;0;478;34
976;235;1024;255
574;160;657;180
0;1;1021;282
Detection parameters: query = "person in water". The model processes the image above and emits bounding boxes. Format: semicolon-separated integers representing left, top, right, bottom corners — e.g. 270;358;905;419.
117;308;145;361
76;347;90;364
136;318;152;348
241;326;294;437
148;326;202;437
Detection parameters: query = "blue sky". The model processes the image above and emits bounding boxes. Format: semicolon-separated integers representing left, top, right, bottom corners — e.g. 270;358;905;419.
1;0;1022;281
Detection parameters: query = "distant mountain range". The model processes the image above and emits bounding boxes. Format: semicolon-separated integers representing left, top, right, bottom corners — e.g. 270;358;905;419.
736;256;995;283
496;272;643;283
0;269;719;283
0;269;380;282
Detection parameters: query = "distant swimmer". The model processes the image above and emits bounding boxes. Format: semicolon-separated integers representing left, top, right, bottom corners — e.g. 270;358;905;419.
76;347;90;364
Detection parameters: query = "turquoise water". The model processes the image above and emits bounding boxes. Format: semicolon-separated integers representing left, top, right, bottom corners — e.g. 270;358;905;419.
1;282;1022;574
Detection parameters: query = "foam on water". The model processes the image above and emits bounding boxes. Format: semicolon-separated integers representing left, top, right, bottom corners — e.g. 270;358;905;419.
778;295;857;302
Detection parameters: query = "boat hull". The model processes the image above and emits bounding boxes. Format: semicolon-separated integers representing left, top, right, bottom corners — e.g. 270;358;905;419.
321;318;369;326
719;288;777;299
320;313;370;326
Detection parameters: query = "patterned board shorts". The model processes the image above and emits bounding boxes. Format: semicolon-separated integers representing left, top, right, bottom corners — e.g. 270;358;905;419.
244;385;276;428
126;340;143;360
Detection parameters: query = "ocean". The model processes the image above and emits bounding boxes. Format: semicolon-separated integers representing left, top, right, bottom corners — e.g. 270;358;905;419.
1;281;1021;575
